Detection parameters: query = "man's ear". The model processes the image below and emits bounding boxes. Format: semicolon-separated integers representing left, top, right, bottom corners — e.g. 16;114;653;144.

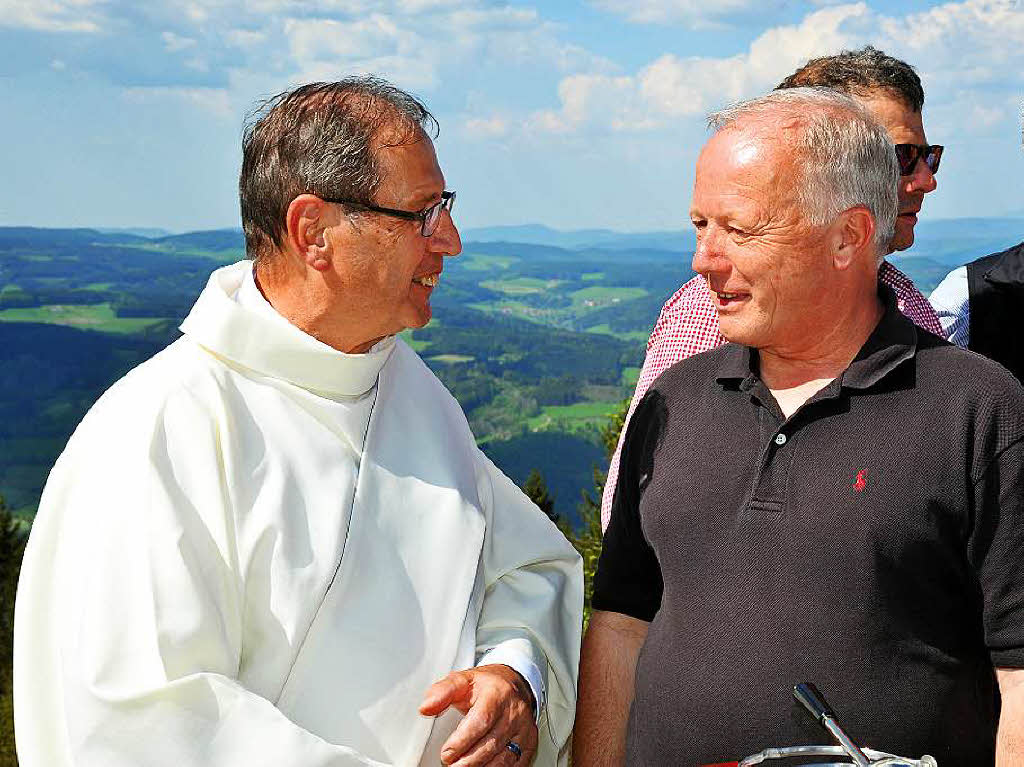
285;194;332;272
831;205;876;271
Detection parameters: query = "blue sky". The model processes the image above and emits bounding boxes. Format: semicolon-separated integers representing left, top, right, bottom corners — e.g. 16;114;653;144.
1;0;1022;233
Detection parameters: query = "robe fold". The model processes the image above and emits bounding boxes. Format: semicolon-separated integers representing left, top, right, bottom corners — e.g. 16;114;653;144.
14;260;583;766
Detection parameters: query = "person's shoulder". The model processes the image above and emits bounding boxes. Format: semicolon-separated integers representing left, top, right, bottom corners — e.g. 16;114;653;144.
915;334;1024;410
929;264;968;301
648;341;739;398
69;336;227;450
970;240;1024;269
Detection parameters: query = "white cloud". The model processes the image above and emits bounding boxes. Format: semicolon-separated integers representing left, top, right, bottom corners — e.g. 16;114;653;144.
224;28;267;48
529;73;644;134
0;0;106;32
590;0;761;25
121;85;233;117
880;0;1024;85
529;0;1024;137
463;116;507;137
283;15;439;88
162;30;196;52
531;3;869;134
284;15;408;62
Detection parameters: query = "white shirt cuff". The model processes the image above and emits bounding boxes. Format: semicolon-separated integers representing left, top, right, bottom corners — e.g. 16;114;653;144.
477;645;545;723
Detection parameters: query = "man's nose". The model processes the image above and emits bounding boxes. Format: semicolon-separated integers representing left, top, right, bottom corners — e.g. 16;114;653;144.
691;227;727;276
430;208;462;257
906;159;938;195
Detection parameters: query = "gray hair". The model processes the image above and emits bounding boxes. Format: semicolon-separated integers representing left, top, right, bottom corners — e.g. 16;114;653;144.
708;87;898;256
239;77;439;261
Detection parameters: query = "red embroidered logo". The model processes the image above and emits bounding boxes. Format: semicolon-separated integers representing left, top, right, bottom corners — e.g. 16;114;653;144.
853;469;867;492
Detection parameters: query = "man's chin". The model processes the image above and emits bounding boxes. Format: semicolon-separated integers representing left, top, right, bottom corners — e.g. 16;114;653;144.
404;305;432;330
890;220;916;252
718;318;759;348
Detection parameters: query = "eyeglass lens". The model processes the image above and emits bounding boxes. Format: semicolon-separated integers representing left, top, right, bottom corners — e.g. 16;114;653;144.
894;144;943;176
422;192;456;236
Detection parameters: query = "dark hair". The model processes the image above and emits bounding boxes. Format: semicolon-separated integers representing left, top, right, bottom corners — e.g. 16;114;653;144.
776;46;924;113
239;76;438;260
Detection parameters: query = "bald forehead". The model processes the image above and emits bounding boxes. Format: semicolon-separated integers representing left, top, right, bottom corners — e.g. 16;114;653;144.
695;124;805;217
706;120;794;174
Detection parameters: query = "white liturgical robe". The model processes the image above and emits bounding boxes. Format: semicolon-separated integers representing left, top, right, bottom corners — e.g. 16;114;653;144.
14;261;583;766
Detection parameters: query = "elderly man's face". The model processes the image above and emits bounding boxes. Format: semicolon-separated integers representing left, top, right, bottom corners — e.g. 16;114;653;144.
324;133;461;346
690;128;836;352
856;92;937;253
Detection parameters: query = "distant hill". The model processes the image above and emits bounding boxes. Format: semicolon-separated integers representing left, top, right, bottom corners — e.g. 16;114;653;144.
96;227;174;238
463;217;1023;266
460;239;689;264
0;227;151;247
462;224;695;252
900;217;1024;269
154;229;244;252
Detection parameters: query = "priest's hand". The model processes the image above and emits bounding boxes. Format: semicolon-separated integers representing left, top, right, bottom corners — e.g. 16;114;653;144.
419;664;538;766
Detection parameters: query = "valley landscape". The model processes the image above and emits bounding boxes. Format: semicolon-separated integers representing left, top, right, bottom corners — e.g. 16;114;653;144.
2;218;1022;528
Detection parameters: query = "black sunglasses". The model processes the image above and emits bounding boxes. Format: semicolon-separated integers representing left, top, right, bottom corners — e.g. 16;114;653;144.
320;191;456;237
894;144;943;176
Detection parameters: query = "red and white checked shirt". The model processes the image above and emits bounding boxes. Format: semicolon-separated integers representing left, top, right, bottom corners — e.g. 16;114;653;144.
600;261;945;529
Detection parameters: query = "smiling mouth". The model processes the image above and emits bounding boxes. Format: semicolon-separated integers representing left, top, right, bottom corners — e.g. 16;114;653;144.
413;274;439;287
713;290;748;306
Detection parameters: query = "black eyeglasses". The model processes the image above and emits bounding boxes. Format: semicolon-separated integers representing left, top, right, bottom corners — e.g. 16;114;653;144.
321;190;456;237
894;144;943;176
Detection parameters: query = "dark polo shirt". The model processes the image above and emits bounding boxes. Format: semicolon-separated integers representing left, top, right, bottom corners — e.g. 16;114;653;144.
593;289;1024;765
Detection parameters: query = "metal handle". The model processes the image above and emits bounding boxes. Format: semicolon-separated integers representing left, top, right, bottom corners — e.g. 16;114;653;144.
792;683;871;767
794;683;835;724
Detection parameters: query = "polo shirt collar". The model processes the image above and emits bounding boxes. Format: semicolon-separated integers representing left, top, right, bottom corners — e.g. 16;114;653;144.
715;343;755;390
715;284;918;393
840;284;917;390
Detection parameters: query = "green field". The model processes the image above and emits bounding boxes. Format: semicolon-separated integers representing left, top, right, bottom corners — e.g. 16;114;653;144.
479;276;560;295
467;300;561;325
528;400;621;431
458;253;519;271
584;323;650;342
570;285;647;309
0;303;168;334
621;366;641;387
428;354;474;364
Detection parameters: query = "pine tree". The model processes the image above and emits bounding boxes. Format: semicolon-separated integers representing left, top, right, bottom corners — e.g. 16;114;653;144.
523;468;559;526
0;495;26;766
569;398;630;627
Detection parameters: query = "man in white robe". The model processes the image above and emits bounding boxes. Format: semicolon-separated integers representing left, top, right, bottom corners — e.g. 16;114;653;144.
14;78;582;767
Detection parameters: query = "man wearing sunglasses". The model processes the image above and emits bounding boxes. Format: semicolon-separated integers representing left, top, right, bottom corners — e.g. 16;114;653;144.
601;46;946;530
15;78;583;767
